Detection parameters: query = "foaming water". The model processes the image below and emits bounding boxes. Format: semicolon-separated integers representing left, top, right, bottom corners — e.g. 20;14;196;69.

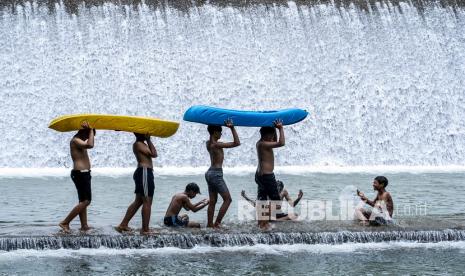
2;230;465;251
2;241;465;258
1;1;465;168
3;165;465;178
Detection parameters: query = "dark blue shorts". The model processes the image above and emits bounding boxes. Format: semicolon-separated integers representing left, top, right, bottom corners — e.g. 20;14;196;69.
164;216;189;227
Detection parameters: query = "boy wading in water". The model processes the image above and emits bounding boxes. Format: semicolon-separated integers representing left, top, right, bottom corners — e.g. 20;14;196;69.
205;119;240;228
256;120;285;230
355;176;394;225
59;122;95;233
116;133;157;235
164;182;209;228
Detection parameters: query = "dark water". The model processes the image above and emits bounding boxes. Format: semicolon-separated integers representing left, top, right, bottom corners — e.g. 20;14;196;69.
1;172;465;235
1;172;465;274
2;242;465;275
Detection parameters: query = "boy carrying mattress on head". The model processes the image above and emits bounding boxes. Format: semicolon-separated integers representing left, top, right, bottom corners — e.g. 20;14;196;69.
205;119;240;228
59;121;95;233
255;120;285;230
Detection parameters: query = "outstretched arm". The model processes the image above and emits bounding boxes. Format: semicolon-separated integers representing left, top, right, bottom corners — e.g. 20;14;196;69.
358;191;376;207
241;190;256;207
292;190;303;207
184;198;209;212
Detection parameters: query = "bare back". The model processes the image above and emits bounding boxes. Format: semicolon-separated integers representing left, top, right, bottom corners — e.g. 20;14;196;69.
256;141;274;175
70;137;91;170
133;141;153;168
206;141;224;168
165;193;188;217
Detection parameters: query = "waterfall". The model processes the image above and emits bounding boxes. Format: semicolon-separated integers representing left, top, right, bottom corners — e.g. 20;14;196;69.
1;0;464;168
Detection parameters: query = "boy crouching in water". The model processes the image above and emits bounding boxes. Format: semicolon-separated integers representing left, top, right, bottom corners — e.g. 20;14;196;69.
164;183;209;228
356;176;394;225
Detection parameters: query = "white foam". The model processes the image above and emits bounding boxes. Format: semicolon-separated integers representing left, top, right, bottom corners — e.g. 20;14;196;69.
1;241;465;259
1;165;465;178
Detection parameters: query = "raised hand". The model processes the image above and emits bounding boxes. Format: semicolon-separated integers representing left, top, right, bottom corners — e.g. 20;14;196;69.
225;118;234;128
80;121;90;129
298;190;303;199
274;119;283;129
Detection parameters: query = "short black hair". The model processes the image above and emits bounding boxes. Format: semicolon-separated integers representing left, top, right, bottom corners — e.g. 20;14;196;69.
260;126;275;138
185;182;201;194
207;125;222;135
375;176;388;188
78;128;96;136
134;133;145;140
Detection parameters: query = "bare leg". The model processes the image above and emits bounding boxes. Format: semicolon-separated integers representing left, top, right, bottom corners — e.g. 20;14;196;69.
355;206;372;226
79;202;92;231
214;191;232;227
140;196;153;234
257;201;271;230
59;200;91;233
207;192;218;228
116;195;143;232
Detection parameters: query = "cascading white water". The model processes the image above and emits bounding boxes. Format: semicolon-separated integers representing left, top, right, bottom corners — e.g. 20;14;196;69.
1;1;464;168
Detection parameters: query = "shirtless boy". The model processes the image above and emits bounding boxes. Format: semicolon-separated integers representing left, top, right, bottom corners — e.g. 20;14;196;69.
205;119;240;228
241;180;303;221
59;122;95;233
116;133;157;235
355;176;394;225
164;183;209;228
255;120;285;229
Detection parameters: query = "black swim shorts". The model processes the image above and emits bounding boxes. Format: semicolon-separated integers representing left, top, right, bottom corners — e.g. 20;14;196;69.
134;167;155;197
71;170;92;202
255;172;281;201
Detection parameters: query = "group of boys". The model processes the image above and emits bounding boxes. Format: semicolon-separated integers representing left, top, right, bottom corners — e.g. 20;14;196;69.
59;120;394;234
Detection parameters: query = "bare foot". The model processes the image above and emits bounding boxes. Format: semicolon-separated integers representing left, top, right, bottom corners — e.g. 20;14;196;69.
80;225;92;232
207;224;215;228
115;225;133;233
213;223;227;230
359;220;369;226
140;229;157;235
59;222;71;234
259;223;272;231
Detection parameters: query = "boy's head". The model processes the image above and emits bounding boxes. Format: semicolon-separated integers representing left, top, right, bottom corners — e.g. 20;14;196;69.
373;176;388;190
134;132;145;141
207;125;222;140
77;128;96;138
276;180;284;193
260;126;277;141
185;182;201;198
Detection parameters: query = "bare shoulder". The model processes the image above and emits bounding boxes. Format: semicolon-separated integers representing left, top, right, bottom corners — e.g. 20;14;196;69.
176;193;188;201
134;140;146;149
382;191;393;200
